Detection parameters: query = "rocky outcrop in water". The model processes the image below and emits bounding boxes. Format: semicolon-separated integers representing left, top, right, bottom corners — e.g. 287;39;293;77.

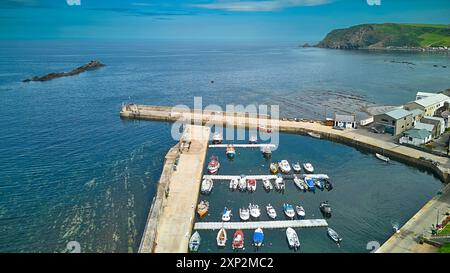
23;60;106;82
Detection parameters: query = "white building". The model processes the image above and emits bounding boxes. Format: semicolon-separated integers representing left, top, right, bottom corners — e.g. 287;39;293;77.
399;128;432;146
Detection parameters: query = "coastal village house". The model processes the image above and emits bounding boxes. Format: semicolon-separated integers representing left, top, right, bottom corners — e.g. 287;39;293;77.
404;93;450;117
414;122;436;137
333;113;357;129
399;128;432;146
373;109;413;136
421;116;445;137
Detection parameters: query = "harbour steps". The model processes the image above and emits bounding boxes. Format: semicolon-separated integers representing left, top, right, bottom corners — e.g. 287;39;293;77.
194;219;328;230
209;144;276;148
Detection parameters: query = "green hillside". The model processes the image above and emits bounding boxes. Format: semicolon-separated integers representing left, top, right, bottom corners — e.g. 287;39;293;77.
317;23;450;49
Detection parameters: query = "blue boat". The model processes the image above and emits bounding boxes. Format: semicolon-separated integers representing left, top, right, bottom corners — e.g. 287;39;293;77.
305;178;315;190
253;228;264;247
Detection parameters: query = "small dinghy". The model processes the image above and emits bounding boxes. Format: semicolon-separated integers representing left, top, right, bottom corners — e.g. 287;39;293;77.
308;132;321;139
217;228;227;247
261;146;272;158
253;228;264;248
305;177;315;191
249;203;261;218
324;179;333;191
295;205;306;219
283;203;296;219
189;231;201;252
258;125;272;133
292;162;302;173
320;201;332;217
197;200;209;218
207;156;220;174
314;179;325;190
249;135;258;144
239;207;250;221
201;178;213;194
212;132;223;144
226;144;236;159
375;153;390;163
303;162;314;173
279;160;291;174
222;207;232;222
266;204;277;219
327;228;342;245
247;179;257;192
238;175;247;191
293;175;305;191
286;227;300;250
229;178;239;191
232;230;244;250
269;163;279;174
262;177;273;191
275;175;285;191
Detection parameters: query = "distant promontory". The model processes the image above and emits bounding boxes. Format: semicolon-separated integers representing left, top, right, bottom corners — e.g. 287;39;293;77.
316;23;450;51
23;60;106;82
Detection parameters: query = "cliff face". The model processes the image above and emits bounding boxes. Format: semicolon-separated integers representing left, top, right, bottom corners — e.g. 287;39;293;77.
317;23;450;50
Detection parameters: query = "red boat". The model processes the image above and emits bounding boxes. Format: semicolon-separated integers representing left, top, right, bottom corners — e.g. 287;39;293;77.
232;230;244;250
246;179;257;192
258;125;272;133
207;156;220;174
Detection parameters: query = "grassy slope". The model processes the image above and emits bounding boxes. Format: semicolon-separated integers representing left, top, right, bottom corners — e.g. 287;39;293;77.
439;243;450;253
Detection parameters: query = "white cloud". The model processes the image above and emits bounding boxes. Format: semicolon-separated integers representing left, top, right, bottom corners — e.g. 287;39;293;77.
193;0;332;12
66;0;81;6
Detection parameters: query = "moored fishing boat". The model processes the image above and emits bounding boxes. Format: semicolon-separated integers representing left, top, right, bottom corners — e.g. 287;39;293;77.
249;135;258;144
292;162;301;173
314;179;324;190
266;204;277;219
212;132;223;144
216;228;227;247
279;160;291;174
249;203;261;218
247;179;257;192
375;153;390;163
253;228;264;248
320;201;332;217
296;205;306;219
286;228;300;250
283;203;296;219
207;156;220;174
232;230;244;250
189;231;201;252
196;200;209;218
308;132;321;139
269;162;279;174
261;146;272;158
324;179;333;191
303;162;314;173
293;175;305;191
258;125;272;133
262;177;273;191
226;144;236;159
238;175;247;191
201;178;213;194
229;178;239;191
239;207;250;221
275;174;285;191
305;177;315;191
222;207;232;222
327;228;342;245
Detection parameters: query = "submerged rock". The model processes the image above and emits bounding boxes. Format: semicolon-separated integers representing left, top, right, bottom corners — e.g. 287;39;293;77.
23;60;106;82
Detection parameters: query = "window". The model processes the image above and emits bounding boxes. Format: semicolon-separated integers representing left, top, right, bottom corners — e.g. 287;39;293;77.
381;119;389;122
392;121;395;126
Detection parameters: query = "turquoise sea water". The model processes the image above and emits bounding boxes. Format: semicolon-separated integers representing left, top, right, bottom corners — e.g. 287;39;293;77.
0;41;449;252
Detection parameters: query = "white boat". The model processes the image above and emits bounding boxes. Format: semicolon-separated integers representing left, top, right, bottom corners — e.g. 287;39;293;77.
239;207;250;221
375;153;390;162
303;162;314;173
293;175;305;191
238;176;247;191
207;156;220;174
201;178;213;194
249;135;258;144
327;228;342;245
308;132;321;139
212;132;223;144
258;125;272;133
261;146;272;158
229;178;239;191
292;162;302;173
275;175;285;191
269;163;278;174
216;228;227;247
279;160;291;174
222;207;232;222
295;206;306;219
262;178;273;191
266;204;277;219
286;227;300;250
226;144;236;159
247;179;257;192
249;203;261;218
283;203;296;219
189;231;201;252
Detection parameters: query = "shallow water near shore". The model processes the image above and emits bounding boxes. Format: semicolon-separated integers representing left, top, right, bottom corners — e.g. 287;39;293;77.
0;40;448;252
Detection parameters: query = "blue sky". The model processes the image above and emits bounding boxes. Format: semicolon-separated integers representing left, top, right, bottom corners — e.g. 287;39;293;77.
0;0;449;42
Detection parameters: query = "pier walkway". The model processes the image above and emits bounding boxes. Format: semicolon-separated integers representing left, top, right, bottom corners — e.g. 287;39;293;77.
194;219;328;230
209;144;276;148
